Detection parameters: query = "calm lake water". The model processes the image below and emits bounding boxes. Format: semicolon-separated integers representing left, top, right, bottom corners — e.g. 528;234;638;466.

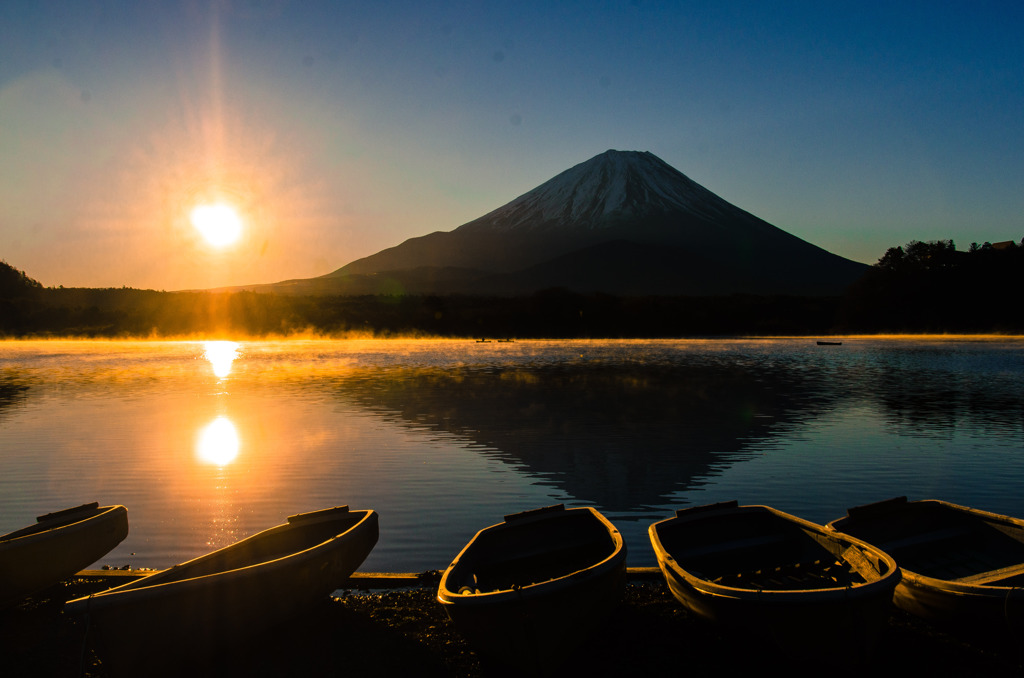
1;337;1023;572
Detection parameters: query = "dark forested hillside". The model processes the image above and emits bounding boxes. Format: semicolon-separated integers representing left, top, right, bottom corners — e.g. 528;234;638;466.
838;239;1024;332
0;285;842;338
2;239;1021;338
0;260;42;296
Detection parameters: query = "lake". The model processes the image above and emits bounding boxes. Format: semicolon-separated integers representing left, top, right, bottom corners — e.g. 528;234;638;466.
1;337;1022;572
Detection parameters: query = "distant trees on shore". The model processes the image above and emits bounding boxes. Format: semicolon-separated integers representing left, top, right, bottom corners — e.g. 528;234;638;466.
839;238;1023;333
2;237;1021;338
874;237;1022;273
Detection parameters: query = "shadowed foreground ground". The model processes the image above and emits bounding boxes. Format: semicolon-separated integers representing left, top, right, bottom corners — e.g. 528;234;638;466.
3;576;1022;677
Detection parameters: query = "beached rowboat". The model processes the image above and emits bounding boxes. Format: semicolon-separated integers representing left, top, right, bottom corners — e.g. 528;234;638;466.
438;504;626;672
65;505;378;676
649;501;900;654
828;496;1024;633
0;502;128;608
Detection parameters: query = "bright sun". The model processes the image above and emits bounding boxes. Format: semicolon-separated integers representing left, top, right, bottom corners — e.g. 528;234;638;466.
190;203;243;247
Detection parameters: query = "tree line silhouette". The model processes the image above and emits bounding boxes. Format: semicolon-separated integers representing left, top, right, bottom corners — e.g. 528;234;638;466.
838;238;1023;332
2;239;1021;338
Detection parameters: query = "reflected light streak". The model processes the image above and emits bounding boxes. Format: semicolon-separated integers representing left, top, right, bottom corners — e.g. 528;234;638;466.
204;341;239;378
196;416;240;466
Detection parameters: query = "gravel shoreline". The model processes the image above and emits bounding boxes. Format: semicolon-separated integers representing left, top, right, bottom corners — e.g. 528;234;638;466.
4;577;1021;677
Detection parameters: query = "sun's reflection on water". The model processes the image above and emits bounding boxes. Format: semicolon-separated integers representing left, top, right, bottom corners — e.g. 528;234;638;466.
203;341;239;378
196;415;240;466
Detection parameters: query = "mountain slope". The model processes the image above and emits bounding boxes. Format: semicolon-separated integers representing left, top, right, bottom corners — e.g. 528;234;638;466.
305;150;866;296
450;149;762;234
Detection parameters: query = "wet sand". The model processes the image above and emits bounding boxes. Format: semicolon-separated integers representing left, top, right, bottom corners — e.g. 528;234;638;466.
4;574;1021;677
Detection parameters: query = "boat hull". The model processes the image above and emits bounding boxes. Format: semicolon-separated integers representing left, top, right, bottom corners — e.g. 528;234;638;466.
649;502;899;655
828;497;1024;633
0;503;128;608
438;505;626;672
65;506;378;676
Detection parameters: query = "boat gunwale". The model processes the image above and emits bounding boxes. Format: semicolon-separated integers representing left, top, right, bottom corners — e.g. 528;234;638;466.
650;503;900;603
65;508;377;609
0;504;126;544
437;506;626;605
827;497;1024;597
1;503;129;608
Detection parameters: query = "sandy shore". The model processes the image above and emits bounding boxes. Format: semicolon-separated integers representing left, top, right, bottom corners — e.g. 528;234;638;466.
3;572;1021;677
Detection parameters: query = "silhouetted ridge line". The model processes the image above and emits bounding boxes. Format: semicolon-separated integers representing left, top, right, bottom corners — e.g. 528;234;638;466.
241;150;869;296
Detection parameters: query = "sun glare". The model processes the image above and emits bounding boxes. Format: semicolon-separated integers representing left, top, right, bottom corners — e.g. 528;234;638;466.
190;203;243;247
196;416;240;466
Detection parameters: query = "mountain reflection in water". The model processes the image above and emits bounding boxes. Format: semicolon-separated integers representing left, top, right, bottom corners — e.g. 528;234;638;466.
1;338;1022;571
0;371;31;423
333;361;836;512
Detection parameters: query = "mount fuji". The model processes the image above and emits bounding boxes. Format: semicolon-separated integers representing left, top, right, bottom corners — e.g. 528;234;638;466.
264;150;866;296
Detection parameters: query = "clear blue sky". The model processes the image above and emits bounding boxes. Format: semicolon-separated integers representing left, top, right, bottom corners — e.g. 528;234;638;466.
2;1;1022;289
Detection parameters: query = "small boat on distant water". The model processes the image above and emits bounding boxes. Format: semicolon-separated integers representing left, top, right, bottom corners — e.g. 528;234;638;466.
816;340;843;345
65;505;378;676
649;501;899;655
0;502;128;608
828;497;1024;633
438;504;626;672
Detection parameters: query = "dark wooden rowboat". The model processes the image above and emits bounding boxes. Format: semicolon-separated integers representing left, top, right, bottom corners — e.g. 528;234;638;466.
437;504;626;673
649;501;899;655
828;496;1024;633
65;505;378;676
0;502;128;608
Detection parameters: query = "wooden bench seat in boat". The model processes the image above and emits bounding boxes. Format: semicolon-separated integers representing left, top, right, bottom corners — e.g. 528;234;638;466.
952;561;1024;585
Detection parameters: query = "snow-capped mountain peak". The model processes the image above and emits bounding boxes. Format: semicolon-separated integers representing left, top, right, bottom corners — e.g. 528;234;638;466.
458;150;739;233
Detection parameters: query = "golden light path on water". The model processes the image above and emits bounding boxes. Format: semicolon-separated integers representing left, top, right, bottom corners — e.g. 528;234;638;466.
195;342;243;546
196;341;242;470
195;415;240;467
203;340;240;378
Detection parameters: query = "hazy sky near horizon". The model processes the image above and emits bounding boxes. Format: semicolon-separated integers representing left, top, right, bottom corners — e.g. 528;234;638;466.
2;1;1022;290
